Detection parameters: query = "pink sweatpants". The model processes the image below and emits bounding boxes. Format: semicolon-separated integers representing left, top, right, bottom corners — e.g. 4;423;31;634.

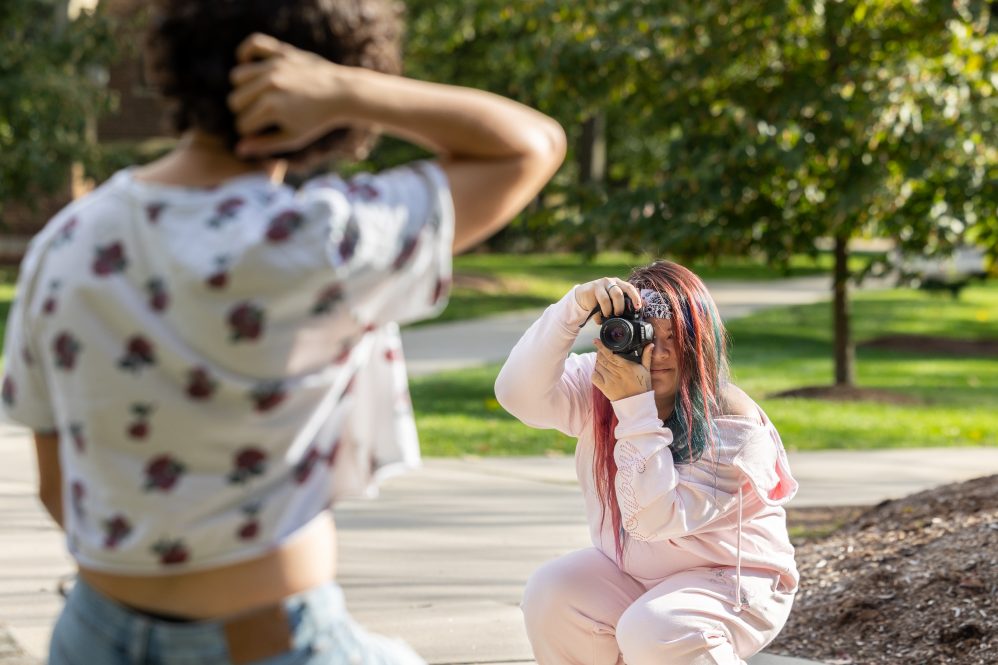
521;549;795;665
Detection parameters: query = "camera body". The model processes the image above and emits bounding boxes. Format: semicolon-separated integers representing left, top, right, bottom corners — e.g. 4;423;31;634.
599;296;654;363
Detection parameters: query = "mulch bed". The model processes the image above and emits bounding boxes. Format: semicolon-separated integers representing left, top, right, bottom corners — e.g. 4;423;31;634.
859;334;998;357
770;475;998;664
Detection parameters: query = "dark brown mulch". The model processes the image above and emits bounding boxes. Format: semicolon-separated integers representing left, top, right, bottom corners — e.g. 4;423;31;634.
770;475;998;665
770;384;924;406
860;334;998;357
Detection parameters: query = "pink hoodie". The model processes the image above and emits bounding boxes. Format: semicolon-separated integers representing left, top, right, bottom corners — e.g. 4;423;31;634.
495;288;799;606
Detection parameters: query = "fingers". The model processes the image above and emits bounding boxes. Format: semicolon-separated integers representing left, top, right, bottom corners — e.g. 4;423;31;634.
593;281;614;320
236;131;302;159
605;280;625;314
620;281;642;310
593;339;627;370
228;72;273;114
234;95;281;137
640;342;654;371
591;365;605;389
236;33;285;64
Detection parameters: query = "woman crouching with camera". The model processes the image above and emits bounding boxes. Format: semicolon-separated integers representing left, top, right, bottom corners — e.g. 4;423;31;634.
494;260;799;665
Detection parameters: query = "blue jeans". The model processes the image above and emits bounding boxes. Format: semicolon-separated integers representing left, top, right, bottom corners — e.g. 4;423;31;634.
49;577;425;665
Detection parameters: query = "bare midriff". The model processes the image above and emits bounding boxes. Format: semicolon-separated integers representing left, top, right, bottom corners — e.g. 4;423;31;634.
79;511;337;619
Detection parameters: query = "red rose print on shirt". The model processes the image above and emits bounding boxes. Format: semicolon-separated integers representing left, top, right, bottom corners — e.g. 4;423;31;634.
186;366;218;400
56;216;79;244
146;203;166;224
147;278;170;312
119;336;156;372
93;242;128;276
127;403;155;440
22;346;34;365
1;376;14;407
69;423;85;453
250;381;286;413
332;343;352;365
41;280;61;315
432;277;451;306
311;284;344;316
53;332;81;371
228;302;265;342
236;503;263;541
208;197;245;228
206;256;231;290
384;347;399;362
324;439;341;468
152;539;190;566
294;446;321;484
265;210;305;243
71;480;85;519
102;515;132;549
228;447;268;484
392;235;420;271
338;217;360;263
347;180;379;200
144;454;185;492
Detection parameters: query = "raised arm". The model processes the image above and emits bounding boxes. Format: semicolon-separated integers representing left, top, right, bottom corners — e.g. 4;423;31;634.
228;33;566;253
495;277;643;437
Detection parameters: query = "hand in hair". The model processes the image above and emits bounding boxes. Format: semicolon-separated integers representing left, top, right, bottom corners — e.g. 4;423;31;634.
228;34;361;158
591;339;653;402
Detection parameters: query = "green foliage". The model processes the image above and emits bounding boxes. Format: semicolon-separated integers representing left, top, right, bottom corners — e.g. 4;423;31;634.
0;0;117;217
400;1;996;262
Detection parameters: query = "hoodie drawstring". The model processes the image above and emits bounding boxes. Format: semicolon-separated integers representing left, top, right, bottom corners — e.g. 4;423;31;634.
733;485;744;613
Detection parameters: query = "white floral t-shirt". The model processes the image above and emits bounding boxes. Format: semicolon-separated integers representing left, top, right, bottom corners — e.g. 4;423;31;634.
1;162;454;573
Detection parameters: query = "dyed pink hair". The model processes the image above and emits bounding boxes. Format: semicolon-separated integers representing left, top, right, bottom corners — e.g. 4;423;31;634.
591;260;729;564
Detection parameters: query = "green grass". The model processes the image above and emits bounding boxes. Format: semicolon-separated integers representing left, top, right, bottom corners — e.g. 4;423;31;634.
411;281;998;456
421;251;876;326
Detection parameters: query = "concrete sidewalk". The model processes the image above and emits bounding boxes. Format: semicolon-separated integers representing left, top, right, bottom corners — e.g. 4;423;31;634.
4;417;998;664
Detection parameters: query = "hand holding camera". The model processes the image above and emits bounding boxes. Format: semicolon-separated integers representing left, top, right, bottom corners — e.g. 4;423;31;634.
575;278;655;401
576;278;654;362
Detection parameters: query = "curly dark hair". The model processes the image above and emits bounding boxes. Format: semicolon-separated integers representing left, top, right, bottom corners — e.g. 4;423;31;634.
144;0;403;165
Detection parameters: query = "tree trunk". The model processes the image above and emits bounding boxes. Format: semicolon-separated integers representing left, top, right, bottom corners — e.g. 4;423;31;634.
833;234;855;386
577;111;606;254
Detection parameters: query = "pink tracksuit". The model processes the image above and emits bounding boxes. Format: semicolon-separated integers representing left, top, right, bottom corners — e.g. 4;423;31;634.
494;288;800;665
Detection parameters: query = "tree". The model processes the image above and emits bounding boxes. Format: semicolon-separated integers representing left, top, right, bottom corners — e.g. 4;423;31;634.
401;0;996;388
0;0;117;220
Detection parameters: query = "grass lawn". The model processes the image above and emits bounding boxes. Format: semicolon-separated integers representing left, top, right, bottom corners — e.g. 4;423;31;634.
410;281;998;456
423;251;876;325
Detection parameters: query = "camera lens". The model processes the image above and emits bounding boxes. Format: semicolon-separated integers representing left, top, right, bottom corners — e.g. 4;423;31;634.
601;319;633;351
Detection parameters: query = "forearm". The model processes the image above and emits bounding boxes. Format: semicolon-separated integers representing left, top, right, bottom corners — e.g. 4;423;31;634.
495;288;591;432
341;69;564;162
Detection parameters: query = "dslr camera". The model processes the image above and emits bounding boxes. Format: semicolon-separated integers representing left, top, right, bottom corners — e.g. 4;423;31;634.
598;296;654;363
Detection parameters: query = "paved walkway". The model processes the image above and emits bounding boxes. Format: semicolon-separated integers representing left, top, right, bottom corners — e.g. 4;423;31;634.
4;423;998;664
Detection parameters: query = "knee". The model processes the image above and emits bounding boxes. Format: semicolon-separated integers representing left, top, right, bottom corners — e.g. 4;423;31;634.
616;605;714;665
520;558;575;629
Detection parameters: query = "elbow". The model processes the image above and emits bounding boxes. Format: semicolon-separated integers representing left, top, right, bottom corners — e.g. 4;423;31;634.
527;118;567;179
493;366;518;415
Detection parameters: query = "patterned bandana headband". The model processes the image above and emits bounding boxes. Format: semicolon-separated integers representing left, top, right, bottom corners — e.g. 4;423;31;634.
639;288;673;320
